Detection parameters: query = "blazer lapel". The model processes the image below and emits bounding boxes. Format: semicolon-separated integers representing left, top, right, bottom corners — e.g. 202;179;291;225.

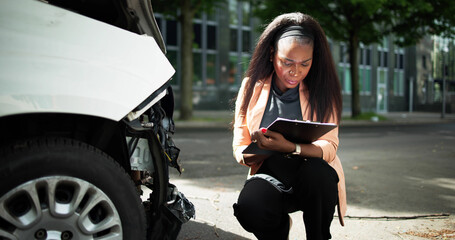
248;75;272;133
299;82;311;120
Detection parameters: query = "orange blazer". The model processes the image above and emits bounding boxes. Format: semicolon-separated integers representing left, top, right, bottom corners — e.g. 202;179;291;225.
232;75;346;226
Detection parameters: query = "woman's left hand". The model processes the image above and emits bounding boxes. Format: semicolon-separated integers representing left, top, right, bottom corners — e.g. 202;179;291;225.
251;128;295;153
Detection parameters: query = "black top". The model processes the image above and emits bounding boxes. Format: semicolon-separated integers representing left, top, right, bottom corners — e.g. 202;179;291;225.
260;77;302;128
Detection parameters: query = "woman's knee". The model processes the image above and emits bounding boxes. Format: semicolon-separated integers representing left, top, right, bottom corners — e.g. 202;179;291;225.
234;178;286;231
298;158;339;185
292;158;339;208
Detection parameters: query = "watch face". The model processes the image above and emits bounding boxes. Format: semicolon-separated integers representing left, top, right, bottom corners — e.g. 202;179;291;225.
293;144;301;155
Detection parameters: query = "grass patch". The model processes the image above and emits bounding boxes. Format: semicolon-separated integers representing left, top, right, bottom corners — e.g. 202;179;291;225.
343;112;387;121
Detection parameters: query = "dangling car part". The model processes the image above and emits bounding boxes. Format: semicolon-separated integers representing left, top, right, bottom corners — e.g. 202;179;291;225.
0;0;194;239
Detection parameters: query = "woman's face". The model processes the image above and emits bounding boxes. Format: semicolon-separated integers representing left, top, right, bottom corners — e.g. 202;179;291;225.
272;38;313;93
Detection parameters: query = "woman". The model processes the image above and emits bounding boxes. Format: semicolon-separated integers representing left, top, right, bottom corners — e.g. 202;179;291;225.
232;12;346;240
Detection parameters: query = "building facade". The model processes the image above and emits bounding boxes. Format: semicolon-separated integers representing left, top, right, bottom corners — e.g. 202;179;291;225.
428;36;455;113
155;0;256;110
155;1;453;114
333;38;406;114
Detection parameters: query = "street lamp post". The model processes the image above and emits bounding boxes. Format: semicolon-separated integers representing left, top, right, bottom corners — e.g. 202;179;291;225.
409;77;413;113
441;44;448;119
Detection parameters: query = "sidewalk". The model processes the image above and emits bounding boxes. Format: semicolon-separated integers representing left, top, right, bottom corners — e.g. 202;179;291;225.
172;178;455;240
172;110;455;240
175;110;455;129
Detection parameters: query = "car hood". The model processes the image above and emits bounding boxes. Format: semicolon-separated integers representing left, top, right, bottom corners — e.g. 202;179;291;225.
0;0;175;122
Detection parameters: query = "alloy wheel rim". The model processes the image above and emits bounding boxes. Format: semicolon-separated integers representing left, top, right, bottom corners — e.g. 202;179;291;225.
0;176;122;240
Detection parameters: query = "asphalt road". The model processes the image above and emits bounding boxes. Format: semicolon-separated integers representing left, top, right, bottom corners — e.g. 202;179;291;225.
168;123;455;239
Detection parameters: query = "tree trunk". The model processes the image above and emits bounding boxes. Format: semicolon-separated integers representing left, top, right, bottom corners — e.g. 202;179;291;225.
349;33;361;118
179;0;194;120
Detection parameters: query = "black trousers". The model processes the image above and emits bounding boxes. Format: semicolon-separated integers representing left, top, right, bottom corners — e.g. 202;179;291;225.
233;155;339;240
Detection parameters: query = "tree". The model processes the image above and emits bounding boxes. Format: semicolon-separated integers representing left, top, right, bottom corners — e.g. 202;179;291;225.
153;0;223;120
253;0;455;117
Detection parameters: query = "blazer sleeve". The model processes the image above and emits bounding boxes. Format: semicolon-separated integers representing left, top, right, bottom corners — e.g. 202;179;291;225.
312;113;339;163
232;78;251;166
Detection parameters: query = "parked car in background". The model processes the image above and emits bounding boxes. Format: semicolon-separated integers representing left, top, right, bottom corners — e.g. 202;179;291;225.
0;0;194;239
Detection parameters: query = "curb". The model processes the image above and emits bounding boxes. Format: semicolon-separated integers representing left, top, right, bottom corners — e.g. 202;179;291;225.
175;119;455;130
174;111;455;130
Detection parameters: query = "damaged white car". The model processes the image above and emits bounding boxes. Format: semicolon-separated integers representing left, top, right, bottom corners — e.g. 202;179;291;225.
0;0;194;239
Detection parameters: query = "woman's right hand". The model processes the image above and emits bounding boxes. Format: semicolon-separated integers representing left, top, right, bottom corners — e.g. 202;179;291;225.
242;128;272;166
251;128;295;153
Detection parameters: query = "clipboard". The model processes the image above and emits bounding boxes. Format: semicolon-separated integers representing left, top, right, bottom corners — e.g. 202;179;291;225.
242;117;337;154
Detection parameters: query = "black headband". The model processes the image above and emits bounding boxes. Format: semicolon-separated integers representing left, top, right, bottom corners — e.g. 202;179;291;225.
276;25;314;41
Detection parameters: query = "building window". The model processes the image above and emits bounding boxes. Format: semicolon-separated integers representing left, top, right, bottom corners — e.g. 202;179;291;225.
229;55;238;84
193;52;202;86
337;65;351;94
393;71;404;96
384;52;388;67
399;54;404;69
229;0;252;85
206;53;216;85
360;68;372;93
242;30;251;52
229;28;238;52
344;67;351;92
377;37;389;69
193;23;202;49
166;20;178;46
393;48;405;96
378;69;386;84
360;46;372;94
207;25;217;50
366;49;371;66
378;51;388;68
338;44;351;93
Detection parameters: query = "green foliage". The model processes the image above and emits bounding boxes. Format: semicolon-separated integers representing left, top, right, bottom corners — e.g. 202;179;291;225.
253;0;386;45
152;0;225;20
252;0;455;47
387;0;455;46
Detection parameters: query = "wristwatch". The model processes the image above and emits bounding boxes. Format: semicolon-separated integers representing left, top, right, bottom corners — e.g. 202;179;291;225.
292;143;301;155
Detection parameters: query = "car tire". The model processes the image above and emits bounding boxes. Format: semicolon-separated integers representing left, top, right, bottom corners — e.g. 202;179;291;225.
0;137;146;240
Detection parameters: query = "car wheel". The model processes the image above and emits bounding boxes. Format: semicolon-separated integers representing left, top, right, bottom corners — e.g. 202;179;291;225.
0;138;146;240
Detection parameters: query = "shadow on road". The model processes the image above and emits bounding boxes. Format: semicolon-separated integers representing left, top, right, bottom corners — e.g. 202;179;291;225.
178;220;251;240
339;124;455;215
